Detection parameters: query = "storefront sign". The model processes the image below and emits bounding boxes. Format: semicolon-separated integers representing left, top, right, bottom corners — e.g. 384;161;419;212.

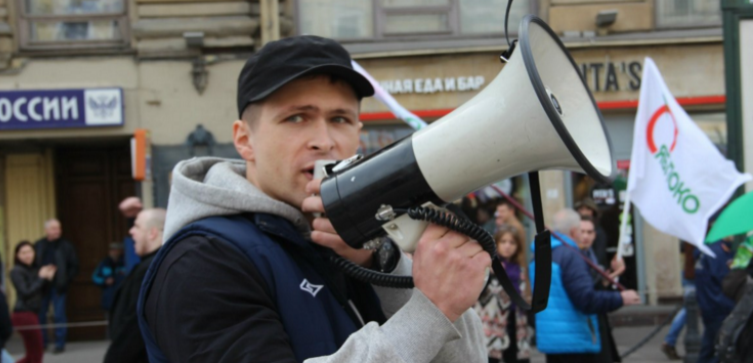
579;61;642;93
379;76;485;95
0;88;124;130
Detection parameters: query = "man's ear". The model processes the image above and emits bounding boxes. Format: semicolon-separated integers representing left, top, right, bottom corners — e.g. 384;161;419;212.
147;227;159;245
233;120;255;161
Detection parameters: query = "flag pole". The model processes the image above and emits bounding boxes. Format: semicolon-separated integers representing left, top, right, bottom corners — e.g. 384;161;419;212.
617;190;632;260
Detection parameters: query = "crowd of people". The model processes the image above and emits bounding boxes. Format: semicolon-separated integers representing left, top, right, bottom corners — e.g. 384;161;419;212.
660;228;753;363
0;198;165;363
473;195;753;363
472;198;641;363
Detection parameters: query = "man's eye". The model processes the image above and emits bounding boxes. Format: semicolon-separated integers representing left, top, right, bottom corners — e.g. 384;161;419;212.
332;116;350;124
285;115;304;123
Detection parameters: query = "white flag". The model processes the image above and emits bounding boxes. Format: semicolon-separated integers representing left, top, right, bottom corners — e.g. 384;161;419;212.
351;61;428;130
627;58;751;256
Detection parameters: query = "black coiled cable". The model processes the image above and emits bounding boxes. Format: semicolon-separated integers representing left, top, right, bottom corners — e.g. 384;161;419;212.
330;206;495;289
328;254;414;288
403;207;497;257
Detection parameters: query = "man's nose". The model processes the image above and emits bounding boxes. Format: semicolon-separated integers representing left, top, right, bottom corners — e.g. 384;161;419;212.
308;119;335;152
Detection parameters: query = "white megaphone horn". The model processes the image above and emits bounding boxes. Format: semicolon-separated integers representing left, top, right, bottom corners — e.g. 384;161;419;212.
318;15;615;312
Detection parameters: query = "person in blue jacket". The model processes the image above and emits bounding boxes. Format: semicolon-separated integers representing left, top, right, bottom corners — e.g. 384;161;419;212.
92;243;127;312
531;209;641;363
695;239;735;363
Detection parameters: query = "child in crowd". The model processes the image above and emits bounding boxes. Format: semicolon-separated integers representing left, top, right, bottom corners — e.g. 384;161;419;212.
474;225;532;363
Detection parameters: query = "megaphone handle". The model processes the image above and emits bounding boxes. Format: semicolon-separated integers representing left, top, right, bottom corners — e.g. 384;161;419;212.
528;172;553;313
528;172;546;234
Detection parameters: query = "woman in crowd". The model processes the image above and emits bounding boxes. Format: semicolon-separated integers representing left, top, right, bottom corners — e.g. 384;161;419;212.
10;241;55;363
474;225;532;363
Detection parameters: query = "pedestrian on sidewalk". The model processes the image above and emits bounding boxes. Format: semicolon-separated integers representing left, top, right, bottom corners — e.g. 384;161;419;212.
103;209;165;363
92;243;127;313
495;200;527;247
578;216;626;363
34;219;78;354
575;198;608;268
696;239;735;363
11;241;56;363
475;225;532;363
531;209;641;363
661;242;696;361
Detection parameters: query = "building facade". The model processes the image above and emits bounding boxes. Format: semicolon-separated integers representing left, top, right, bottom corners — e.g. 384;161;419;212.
0;0;292;339
0;0;732;337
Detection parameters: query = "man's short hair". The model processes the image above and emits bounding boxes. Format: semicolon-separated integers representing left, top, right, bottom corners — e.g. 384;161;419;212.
143;208;167;232
496;199;513;209
580;215;595;228
241;102;263;128
44;218;60;229
551;209;581;235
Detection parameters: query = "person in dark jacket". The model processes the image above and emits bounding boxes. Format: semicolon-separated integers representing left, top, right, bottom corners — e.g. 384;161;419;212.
578;216;626;363
103;208;165;363
92;243;126;312
137;36;487;363
695;239;735;363
531;209;640;363
34;219;79;353
575;198;609;268
11;240;56;363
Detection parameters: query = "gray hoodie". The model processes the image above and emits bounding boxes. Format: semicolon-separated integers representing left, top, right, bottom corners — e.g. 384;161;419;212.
164;157;485;363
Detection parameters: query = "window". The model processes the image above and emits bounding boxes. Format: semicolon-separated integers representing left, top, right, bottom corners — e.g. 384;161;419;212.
299;0;374;40
298;0;532;41
18;0;128;50
656;0;721;28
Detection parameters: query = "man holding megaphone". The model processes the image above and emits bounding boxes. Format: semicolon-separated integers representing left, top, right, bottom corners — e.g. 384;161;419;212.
136;35;487;363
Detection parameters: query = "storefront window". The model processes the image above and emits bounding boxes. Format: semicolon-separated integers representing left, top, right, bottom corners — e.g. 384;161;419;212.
298;0;532;40
19;0;128;49
656;0;721;28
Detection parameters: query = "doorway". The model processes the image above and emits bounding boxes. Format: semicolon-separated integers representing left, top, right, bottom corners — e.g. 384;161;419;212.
54;144;135;340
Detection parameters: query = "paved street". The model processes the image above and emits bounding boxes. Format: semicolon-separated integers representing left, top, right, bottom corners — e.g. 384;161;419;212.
530;325;685;363
3;325;686;363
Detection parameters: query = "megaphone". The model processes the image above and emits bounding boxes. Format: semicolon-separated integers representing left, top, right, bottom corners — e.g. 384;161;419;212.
319;15;615;311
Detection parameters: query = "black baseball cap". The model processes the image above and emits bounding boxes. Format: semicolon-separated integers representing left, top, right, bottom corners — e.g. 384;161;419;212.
237;35;375;118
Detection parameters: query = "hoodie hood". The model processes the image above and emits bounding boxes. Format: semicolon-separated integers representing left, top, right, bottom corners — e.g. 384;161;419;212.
162;157;310;242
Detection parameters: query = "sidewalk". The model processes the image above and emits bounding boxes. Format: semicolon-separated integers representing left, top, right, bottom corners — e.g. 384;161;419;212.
530;324;686;363
4;338;108;363
3;325;687;363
